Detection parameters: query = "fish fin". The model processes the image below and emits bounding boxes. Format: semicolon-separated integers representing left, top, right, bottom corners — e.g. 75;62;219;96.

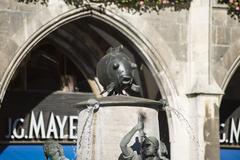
131;83;140;92
102;82;115;96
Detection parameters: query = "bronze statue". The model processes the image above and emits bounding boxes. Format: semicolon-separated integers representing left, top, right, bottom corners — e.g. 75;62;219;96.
43;140;69;160
120;114;169;160
97;45;140;96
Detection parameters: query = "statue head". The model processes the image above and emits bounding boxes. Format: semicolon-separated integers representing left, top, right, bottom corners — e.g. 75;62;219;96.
141;136;159;157
97;45;138;95
44;140;68;160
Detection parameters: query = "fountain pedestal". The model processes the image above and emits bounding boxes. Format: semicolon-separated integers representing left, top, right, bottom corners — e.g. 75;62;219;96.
76;96;165;160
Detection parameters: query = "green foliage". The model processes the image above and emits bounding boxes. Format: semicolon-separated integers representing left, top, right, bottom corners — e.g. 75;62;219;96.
17;0;192;12
17;0;240;20
218;0;240;21
103;0;192;11
18;0;49;5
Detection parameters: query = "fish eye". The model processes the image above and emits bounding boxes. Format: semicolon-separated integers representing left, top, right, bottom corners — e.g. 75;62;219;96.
113;63;119;69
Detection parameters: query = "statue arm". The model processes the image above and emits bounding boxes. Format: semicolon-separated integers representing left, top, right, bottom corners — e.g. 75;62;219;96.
120;126;138;155
120;114;144;157
120;125;138;156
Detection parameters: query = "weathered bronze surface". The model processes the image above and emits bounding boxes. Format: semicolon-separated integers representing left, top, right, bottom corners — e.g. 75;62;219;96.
97;46;139;96
76;95;167;110
43;140;69;160
119;113;169;160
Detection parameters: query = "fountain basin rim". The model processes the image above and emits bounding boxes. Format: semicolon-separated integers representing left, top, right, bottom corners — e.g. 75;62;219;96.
75;95;166;110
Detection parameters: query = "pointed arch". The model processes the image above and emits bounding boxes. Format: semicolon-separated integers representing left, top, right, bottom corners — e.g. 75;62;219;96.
0;5;180;158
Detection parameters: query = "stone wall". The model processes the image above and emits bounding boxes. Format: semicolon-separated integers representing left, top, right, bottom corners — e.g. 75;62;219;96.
0;1;191;159
212;4;240;89
0;0;41;77
0;0;232;160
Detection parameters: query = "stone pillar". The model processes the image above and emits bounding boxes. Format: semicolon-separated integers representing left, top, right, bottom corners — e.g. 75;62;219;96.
187;0;223;159
188;0;211;88
187;94;221;160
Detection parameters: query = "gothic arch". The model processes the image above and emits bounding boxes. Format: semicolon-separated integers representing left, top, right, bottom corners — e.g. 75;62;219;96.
0;5;180;157
0;5;178;104
220;39;240;92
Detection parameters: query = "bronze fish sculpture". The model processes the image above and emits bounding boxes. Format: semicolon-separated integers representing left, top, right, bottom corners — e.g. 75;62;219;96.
97;46;140;96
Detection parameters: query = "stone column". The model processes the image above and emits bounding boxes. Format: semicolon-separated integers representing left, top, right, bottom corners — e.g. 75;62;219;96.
187;0;223;159
187;94;221;160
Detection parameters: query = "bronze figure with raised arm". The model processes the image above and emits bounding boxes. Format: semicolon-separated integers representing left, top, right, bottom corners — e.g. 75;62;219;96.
120;114;168;160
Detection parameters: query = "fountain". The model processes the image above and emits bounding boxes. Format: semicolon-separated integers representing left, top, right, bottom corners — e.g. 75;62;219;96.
76;96;168;160
41;46;199;160
75;46;169;160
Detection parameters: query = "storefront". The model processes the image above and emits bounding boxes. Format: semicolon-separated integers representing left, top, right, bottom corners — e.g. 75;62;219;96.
0;44;94;159
220;67;240;160
0;91;92;159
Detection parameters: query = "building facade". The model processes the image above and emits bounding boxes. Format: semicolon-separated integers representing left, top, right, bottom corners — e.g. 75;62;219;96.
0;0;239;159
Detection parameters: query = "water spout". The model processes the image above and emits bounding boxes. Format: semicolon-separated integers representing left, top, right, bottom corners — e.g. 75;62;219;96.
75;96;166;160
76;99;99;160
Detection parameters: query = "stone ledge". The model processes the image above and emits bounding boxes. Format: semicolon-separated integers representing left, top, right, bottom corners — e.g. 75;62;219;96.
213;4;228;9
186;82;224;97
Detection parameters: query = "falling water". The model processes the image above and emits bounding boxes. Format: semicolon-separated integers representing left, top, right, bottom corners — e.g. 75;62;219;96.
161;106;204;155
71;141;77;160
76;99;99;160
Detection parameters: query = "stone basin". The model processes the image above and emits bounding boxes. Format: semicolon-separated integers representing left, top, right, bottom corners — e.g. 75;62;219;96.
76;95;166;160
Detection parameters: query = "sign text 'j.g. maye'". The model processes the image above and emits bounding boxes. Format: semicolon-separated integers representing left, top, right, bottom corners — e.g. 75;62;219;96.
5;111;78;140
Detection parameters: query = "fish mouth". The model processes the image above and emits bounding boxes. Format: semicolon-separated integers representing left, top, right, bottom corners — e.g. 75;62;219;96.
120;76;132;85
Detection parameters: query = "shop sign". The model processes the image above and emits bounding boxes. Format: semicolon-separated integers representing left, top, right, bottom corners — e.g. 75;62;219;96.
0;91;93;143
220;118;240;144
4;111;78;140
